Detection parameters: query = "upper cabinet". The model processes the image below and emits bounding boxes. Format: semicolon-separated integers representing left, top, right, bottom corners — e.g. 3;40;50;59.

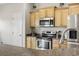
35;11;40;27
30;6;69;27
30;12;35;27
30;11;40;27
30;7;55;27
55;8;69;27
46;7;55;17
55;8;62;27
69;4;79;15
39;7;55;19
39;8;46;18
61;8;69;27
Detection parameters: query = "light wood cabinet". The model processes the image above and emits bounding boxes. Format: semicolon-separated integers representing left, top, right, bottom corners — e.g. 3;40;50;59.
39;8;46;18
39;7;55;18
46;7;55;17
35;11;40;27
30;11;39;27
61;8;69;27
26;36;36;49
55;8;62;26
52;39;68;49
55;8;68;27
69;4;79;15
60;40;67;48
31;37;36;49
30;7;69;27
30;7;55;27
26;36;32;48
52;39;60;49
30;12;35;27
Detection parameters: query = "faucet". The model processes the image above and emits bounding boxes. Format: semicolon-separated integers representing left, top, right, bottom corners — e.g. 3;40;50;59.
60;28;78;44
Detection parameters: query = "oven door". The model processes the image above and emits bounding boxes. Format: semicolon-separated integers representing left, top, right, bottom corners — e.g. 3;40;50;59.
36;39;51;50
68;30;77;41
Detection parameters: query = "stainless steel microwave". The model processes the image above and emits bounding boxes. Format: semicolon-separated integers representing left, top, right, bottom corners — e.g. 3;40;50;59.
39;18;54;27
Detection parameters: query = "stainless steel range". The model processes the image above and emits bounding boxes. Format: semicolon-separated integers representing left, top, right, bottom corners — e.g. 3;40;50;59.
36;31;56;50
42;31;56;38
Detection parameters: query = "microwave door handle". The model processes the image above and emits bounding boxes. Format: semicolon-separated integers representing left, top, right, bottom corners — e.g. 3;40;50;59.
49;20;50;25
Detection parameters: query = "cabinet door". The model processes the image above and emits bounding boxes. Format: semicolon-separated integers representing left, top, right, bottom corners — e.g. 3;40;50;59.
30;12;35;27
60;40;67;48
31;37;36;49
39;8;46;18
55;9;62;26
69;5;79;15
46;7;55;17
52;39;60;49
61;8;68;27
26;37;32;48
35;11;40;27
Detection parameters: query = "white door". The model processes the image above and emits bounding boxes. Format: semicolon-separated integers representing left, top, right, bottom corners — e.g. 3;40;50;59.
0;13;23;47
0;17;13;45
11;14;23;47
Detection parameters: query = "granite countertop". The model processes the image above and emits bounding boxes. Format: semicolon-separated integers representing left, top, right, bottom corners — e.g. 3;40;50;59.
0;44;79;56
31;48;79;56
0;44;33;56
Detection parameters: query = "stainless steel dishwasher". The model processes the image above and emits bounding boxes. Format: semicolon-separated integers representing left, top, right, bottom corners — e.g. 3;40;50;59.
36;37;52;50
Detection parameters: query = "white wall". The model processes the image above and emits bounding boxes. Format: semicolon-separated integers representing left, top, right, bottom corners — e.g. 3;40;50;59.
0;3;25;47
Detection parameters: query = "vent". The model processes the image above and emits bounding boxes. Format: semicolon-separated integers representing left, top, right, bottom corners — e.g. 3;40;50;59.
60;3;64;7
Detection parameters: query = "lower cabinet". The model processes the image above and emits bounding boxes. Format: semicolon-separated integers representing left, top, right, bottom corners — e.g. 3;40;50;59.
26;36;36;49
52;39;60;49
52;39;67;49
26;36;31;48
26;37;67;49
60;40;67;48
31;37;36;49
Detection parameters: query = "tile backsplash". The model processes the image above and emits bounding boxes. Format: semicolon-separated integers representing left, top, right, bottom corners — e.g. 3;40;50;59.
35;27;66;34
35;27;68;39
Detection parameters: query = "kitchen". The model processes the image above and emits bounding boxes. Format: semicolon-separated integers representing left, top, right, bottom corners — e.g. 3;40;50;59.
0;3;79;56
26;3;79;51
